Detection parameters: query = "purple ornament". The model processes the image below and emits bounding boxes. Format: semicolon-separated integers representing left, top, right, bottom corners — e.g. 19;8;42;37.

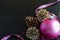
40;17;60;39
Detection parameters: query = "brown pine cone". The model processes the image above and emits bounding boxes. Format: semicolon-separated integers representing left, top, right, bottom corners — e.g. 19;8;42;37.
36;9;50;22
25;16;38;27
26;27;40;40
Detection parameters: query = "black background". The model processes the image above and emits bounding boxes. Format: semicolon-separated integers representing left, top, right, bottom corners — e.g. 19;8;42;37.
0;0;60;40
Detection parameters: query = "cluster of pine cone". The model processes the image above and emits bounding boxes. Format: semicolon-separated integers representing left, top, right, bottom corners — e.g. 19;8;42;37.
25;9;50;40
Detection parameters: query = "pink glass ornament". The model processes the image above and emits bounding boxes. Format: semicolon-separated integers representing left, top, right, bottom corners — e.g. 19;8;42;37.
40;17;60;39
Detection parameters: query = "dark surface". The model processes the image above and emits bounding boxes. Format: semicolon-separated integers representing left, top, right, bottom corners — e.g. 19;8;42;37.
0;0;60;40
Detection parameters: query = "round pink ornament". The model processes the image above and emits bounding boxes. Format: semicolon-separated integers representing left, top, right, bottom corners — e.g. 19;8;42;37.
40;17;60;39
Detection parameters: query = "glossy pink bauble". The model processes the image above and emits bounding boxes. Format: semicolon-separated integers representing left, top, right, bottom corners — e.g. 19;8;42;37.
40;18;60;39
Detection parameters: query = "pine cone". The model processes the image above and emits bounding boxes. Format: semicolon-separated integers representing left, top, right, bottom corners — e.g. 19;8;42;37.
36;9;50;22
25;16;38;27
26;27;40;40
